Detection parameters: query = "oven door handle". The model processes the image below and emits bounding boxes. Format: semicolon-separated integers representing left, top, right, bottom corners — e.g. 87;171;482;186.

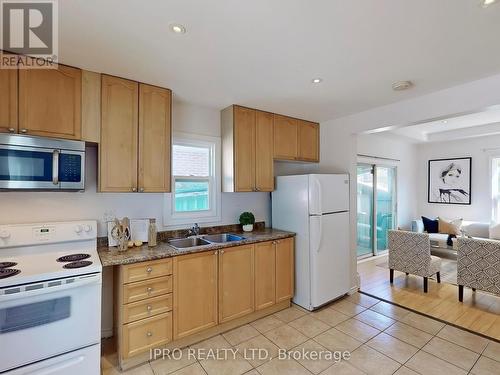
0;274;101;302
52;149;60;185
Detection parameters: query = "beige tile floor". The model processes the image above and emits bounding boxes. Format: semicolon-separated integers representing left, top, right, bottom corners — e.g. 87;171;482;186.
101;293;500;375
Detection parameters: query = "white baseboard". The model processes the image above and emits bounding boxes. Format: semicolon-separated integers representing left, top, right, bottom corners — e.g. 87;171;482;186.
101;328;113;339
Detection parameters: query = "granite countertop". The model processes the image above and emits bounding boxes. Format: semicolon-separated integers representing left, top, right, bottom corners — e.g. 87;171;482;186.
98;228;295;266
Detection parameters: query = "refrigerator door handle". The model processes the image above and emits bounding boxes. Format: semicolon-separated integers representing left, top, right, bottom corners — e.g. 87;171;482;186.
314;177;323;215
316;215;323;253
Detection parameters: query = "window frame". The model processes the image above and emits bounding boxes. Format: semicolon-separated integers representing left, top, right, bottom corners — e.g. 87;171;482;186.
163;132;221;227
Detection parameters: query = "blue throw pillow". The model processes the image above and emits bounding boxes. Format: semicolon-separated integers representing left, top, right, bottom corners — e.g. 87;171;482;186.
421;216;439;233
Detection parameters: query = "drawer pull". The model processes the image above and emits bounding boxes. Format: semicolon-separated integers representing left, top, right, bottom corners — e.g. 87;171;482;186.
146;331;153;337
146;267;153;273
147;305;152;311
147;287;153;294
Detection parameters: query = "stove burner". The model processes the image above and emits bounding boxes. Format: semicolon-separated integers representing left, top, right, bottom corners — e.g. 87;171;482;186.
63;261;93;269
0;262;17;269
57;254;90;263
0;268;20;279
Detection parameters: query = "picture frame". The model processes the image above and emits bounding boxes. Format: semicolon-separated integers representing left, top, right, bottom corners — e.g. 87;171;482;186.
428;157;472;205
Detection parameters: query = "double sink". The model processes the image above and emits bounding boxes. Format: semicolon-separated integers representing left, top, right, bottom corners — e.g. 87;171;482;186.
169;233;245;250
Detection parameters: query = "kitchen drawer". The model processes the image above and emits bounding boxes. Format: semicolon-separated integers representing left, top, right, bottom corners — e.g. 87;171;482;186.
122;258;172;284
123;294;172;324
123;275;172;304
122;312;172;359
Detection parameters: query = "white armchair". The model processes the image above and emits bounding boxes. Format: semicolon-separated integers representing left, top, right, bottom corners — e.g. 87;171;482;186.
457;237;500;301
388;230;442;293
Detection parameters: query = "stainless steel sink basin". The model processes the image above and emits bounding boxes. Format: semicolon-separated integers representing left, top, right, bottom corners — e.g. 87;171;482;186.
169;237;211;249
203;233;245;243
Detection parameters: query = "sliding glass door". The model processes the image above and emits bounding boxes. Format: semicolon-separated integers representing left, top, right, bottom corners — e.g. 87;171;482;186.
357;164;397;257
357;165;374;257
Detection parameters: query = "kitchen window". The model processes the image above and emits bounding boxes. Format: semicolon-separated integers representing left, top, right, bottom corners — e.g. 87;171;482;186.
492;157;500;222
164;132;221;226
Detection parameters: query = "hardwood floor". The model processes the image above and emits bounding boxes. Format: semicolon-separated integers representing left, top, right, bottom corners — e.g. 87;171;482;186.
357;255;500;341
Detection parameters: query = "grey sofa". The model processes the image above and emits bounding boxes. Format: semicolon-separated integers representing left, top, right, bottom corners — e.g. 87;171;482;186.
411;219;490;250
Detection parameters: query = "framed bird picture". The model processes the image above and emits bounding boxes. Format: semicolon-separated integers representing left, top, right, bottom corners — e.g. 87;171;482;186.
428;157;471;205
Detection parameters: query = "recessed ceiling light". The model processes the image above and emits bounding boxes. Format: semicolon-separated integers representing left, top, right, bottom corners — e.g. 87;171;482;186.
312;78;323;84
481;0;498;7
442;120;448;124
170;24;186;34
392;80;414;91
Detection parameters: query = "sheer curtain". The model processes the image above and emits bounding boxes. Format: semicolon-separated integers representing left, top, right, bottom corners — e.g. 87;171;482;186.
492;158;500;223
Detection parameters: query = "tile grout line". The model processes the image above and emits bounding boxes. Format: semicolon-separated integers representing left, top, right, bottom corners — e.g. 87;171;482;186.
359;290;500;344
360;294;499;374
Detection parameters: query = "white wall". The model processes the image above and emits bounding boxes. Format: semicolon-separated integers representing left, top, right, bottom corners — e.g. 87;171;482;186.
0;101;271;236
417;134;500;223
319;72;500;292
357;134;418;230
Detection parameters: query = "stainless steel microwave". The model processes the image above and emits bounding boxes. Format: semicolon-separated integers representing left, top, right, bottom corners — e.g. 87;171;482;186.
0;134;85;190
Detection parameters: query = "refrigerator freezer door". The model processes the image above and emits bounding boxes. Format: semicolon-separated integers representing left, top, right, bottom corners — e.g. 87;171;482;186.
309;174;349;215
309;211;350;308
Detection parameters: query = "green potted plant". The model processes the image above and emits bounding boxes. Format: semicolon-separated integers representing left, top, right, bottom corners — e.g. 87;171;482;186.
239;212;255;232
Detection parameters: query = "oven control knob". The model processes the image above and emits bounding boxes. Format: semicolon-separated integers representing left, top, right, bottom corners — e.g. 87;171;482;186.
83;225;92;233
74;225;83;233
0;230;10;239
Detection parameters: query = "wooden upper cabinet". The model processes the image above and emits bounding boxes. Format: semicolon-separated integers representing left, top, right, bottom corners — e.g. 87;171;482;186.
254;241;276;310
221;105;275;192
298;120;319;162
173;251;218;340
138;84;172;192
81;70;101;143
100;75;138;192
19;64;81;139
255;111;274;191
0;68;18;134
276;237;294;303
234;106;256;192
219;245;255;323
273;114;298;160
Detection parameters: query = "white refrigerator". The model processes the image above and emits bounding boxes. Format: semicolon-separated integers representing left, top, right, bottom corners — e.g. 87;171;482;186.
272;174;351;311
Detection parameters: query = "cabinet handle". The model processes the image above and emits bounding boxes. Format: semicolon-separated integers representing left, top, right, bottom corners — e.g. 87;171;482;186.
147;287;153;294
146;331;153;337
20;128;27;133
132;187;137;192
147;305;152;311
8;127;15;133
220;250;224;254
255;187;260;192
139;187;144;192
272;241;277;245
146;267;153;273
214;250;218;255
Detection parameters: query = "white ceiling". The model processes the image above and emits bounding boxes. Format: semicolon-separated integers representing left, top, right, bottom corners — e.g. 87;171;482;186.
59;0;500;122
386;107;500;142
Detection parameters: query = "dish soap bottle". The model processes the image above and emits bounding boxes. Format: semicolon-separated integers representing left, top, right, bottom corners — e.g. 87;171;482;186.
148;218;157;247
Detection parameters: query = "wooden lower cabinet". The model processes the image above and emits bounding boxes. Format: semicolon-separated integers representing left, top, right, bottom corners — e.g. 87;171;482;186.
116;237;295;369
254;241;276;310
276;237;295;302
173;251;218;340
219;245;255;323
116;258;173;362
122;312;172;358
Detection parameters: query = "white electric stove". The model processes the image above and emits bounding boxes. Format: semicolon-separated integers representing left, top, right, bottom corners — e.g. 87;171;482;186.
0;220;102;374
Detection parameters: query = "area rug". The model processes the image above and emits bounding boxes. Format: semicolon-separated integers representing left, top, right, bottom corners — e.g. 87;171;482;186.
376;253;457;285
